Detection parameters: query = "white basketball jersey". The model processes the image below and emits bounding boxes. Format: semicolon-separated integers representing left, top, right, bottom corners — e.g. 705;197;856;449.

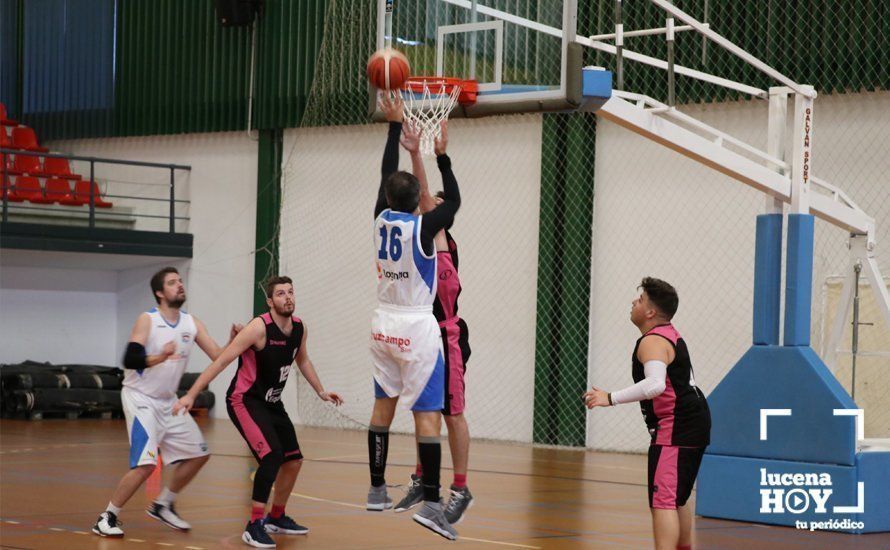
374;209;437;307
123;308;197;399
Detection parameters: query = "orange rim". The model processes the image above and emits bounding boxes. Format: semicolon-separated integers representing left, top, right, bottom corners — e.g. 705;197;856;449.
403;77;479;105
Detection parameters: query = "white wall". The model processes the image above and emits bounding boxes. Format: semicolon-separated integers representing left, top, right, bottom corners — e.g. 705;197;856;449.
279;115;544;441
0;266;119;365
587;91;890;451
34;132;260;417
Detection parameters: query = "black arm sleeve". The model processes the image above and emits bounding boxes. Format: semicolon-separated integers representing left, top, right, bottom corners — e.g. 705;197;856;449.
419;154;461;255
375;122;403;218
123;342;148;370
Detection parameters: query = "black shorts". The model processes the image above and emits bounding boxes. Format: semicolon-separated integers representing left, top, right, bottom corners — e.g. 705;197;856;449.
226;397;302;462
647;445;706;509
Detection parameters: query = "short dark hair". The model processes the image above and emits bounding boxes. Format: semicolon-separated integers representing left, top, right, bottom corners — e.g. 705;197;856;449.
150;267;179;304
264;275;293;298
639;277;678;319
385;171;420;213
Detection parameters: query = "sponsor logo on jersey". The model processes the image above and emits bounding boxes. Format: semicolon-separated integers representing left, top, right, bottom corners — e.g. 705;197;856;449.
181;333;191;343
268;339;287;346
439;269;453;280
265;387;284;403
379;266;410;281
372;332;412;352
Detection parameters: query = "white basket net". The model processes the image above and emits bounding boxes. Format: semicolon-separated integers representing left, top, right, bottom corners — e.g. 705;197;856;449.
397;78;463;156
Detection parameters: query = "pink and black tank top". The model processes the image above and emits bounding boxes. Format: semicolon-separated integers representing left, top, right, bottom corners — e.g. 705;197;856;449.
632;324;710;447
227;313;303;405
433;231;462;325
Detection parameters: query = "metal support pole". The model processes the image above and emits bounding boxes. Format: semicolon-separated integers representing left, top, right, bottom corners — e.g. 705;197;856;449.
88;160;95;228
766;87;789;214
2;160;8;223
615;0;624;90
666;17;676;107
790;87;815;214
384;0;393;48
169;168;176;233
701;0;709;65
851;262;861;401
850;262;862;401
469;0;478;80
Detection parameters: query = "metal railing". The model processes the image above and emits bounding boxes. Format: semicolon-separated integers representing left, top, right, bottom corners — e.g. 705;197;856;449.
1;149;191;233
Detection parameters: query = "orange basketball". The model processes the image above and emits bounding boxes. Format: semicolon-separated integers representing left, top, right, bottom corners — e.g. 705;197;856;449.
366;48;411;90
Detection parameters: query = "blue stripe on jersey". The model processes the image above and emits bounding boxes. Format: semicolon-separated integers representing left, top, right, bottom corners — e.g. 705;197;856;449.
381;209;417;223
149;307;181;328
129;417;150;468
412;217;436;293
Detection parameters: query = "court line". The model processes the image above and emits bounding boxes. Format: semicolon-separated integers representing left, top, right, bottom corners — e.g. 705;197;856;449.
299;458;649;489
289;491;366;510
0;517;206;549
214;451;647;488
289;491;541;549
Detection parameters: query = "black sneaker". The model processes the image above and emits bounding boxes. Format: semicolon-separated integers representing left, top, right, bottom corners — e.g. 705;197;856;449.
444;485;474;525
264;514;309;535
92;511;124;537
393;474;423;512
242;519;276;548
146;501;191;531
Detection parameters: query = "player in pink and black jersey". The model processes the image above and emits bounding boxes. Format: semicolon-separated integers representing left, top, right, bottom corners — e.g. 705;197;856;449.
585;277;710;550
175;276;342;548
391;125;474;526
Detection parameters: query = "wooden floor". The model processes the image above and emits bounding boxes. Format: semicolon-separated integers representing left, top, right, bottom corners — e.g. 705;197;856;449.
1;418;888;549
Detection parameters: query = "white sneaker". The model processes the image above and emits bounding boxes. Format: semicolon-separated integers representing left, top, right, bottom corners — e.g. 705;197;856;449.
146;502;191;531
92;511;124;537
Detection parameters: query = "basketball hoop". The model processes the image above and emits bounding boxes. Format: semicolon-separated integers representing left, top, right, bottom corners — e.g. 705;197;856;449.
399;77;477;156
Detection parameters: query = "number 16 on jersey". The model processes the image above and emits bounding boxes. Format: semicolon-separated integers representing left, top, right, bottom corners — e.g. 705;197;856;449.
378;226;403;260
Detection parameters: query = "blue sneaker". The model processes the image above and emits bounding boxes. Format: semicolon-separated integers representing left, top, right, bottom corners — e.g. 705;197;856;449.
264;514;309;535
242;519;276;548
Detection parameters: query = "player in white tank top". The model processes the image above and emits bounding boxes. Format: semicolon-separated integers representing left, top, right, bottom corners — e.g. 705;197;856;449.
123;308;197;399
374;209;438;308
365;96;462;540
93;268;239;540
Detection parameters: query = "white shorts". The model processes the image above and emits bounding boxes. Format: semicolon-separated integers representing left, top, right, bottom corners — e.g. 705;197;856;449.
122;387;209;468
370;305;444;411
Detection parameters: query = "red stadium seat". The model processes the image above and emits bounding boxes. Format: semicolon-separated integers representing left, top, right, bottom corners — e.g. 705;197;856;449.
2;173;23;202
11;153;42;176
11;127;49;153
42;157;81;180
13;176;46;203
44;178;80;205
73;179;113;208
1;127;11;148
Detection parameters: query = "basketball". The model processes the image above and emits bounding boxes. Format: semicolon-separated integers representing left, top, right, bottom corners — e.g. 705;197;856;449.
366;48;410;90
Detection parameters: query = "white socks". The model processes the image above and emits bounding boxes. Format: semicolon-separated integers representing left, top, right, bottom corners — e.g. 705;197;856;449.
106;502;122;516
155;487;177;506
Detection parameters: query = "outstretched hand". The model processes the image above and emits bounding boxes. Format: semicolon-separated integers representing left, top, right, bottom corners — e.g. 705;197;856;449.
434;120;448;156
400;123;421;154
379;93;404;123
583;386;610;409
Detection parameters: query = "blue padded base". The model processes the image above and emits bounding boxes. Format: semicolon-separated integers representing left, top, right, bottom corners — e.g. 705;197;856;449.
707;345;857;465
697;451;890;533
